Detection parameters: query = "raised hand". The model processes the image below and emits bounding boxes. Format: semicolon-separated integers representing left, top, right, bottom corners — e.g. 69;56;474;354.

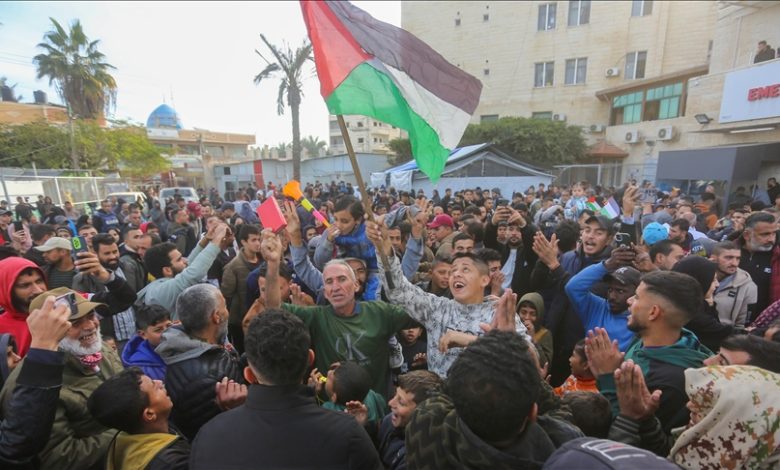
345;400;369;427
480;288;518;333
215;377;248;411
365;220;392;257
615;359;662;421
532;232;560;269
27;295;72;351
438;330;478;352
604;245;636;271
325;224;341;243
584;328;624;377
622;185;640;217
74;251;110;282
289;283;315;306
282;200;303;247
260;229;283;263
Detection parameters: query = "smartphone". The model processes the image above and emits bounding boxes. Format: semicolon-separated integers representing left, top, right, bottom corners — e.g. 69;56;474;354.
54;292;78;318
12;221;23;232
639;188;656;204
497;199;509;207
71;235;89;262
614;232;632;248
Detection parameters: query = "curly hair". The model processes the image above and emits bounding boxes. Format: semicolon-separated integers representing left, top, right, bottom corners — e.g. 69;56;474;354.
445;330;540;443
244;309;311;385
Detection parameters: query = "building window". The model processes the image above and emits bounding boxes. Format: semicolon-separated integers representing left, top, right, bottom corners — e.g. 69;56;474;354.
644;82;683;121
357;137;364;144
537;3;557;31
564;57;587;85
357;121;364;127
373;121;378;127
484;68;490;76
483;13;489;21
534;61;555;87
223;167;231;175
480;114;499;123
612;91;643;125
532;111;553;120
631;0;652;17
568;0;590;26
330;136;343;146
455;17;461;26
625;51;647;79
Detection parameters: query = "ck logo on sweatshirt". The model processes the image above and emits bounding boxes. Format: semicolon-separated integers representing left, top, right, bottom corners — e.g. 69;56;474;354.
335;332;368;363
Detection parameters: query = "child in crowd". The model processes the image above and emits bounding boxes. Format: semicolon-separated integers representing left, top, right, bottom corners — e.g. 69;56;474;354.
397;326;427;374
564;181;588;221
561;391;612;438
517;293;553;368
121;304;173;381
553;340;598;396
321;362;388;430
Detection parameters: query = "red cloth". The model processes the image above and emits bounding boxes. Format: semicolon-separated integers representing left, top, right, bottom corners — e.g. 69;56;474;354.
769;245;780;308
0;257;44;357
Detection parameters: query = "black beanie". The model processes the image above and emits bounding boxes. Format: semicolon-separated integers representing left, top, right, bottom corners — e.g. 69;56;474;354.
672;256;717;295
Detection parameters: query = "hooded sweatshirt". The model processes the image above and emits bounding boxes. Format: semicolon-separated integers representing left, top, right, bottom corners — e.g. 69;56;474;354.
121;334;167;381
106;431;189;470
713;268;758;327
518;292;553;367
0;257;44;357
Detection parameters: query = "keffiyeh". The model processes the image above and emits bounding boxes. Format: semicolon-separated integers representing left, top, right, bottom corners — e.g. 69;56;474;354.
670;365;780;469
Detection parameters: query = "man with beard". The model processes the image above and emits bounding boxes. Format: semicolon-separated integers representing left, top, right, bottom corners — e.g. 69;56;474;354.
585;271;712;434
137;223;229;319
484;204;538;298
0;250;135;358
0;288;124;470
566;247;640;351
737;212;779;320
710;241;757;327
74;234;139;347
154;283;244;440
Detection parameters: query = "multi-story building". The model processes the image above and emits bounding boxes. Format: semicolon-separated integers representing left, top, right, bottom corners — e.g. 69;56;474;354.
401;0;721;184
328;114;407;155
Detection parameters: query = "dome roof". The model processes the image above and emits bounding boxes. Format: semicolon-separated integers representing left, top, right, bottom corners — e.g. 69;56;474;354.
146;103;182;129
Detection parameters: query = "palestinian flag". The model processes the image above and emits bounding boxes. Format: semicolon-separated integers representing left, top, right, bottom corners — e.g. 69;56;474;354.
300;0;482;182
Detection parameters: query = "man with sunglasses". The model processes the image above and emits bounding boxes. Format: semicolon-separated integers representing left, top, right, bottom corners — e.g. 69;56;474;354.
0;287;124;470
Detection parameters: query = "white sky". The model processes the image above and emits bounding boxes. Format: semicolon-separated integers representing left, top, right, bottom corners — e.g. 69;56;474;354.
0;1;401;148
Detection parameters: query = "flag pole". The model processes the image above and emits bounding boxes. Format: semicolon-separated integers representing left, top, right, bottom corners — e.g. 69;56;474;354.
336;114;395;289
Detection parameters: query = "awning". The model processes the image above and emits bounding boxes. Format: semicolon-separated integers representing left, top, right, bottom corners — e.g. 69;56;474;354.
586;140;629;159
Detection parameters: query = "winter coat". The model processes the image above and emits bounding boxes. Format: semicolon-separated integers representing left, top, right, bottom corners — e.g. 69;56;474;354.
121;334;166;381
119;251;147;293
220;250;261;326
484;221;539;298
0;258;44;357
0;349;65;470
0;344;123;470
155;325;243;441
713;268;758;327
104;430;189;470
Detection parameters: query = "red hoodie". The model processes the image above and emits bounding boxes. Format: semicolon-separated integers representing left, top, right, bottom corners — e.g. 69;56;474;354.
0;257;44;357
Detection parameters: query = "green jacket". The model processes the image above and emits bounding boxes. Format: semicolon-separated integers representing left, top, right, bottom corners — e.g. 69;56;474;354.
0;344;124;470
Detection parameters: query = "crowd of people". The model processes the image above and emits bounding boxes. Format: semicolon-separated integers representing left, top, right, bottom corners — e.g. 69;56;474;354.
0;176;779;469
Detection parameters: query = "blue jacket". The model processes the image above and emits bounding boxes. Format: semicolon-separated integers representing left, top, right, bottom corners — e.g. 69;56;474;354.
121;334;166;381
564;262;634;351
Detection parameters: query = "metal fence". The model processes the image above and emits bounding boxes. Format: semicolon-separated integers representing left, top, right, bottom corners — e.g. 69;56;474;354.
0;167;130;210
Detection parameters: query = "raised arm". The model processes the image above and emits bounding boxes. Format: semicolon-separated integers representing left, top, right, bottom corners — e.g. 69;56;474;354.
260;229;283;310
283;200;324;295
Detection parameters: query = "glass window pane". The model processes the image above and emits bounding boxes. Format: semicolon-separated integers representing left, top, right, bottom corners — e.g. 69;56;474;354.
538;6;546;30
636;51;646;79
535;63;543;87
668;97;679;117
673;82;683;95
576;58;587;84
631;105;642;123
625;52;635;79
548;3;557;29
631;0;642;16
613;96;623;107
664;85;673;97
546;62;554;86
659;99;669;119
647;88;655;100
565;59;575;84
581;1;590;24
568;1;578;26
644;0;653;15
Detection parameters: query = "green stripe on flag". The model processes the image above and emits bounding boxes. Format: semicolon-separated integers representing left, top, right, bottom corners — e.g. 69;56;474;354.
326;61;450;182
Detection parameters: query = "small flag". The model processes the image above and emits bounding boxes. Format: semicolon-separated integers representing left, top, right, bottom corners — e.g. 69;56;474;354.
601;197;620;219
301;1;482;182
585;197;601;213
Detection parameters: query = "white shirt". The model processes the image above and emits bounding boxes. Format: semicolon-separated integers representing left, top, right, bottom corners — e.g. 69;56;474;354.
501;248;518;289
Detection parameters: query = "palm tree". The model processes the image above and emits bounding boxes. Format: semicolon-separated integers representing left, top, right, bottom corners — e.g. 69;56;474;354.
253;35;312;180
301;135;326;159
274;142;288;159
33;18;117;169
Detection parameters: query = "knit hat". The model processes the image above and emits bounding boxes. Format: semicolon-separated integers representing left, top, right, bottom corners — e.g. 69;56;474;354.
672;256;717;295
642;222;668;246
544;438;679;469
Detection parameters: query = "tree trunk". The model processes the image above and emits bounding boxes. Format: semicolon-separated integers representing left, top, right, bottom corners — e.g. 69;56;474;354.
290;89;302;182
67;107;79;170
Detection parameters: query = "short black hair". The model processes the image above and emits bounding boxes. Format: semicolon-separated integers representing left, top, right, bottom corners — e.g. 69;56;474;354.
144;242;177;278
121;224;141;241
561;392;611;438
712;240;739;257
463;205;481;217
746;212;775;229
700;192;715;202
462;220;485;244
445;331;540;443
333;195;364;221
331;361;371;406
452;252;489;275
432;253;453;267
640;271;701;326
92;233;117;252
87;367;148;434
29;224;56;243
257;261;293;281
237;224;261;244
135;304;171;330
476;248;502;264
670;218;690;232
397;370;442;404
555;220;581;253
649;239;681;263
572;339;587;362
452;232;473;244
244;309;311;385
720;335;780;373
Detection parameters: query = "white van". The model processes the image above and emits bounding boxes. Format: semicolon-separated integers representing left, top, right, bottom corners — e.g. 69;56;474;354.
107;192;147;206
158;187;199;206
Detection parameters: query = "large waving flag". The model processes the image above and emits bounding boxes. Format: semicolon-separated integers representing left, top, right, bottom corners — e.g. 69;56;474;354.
301;1;482;182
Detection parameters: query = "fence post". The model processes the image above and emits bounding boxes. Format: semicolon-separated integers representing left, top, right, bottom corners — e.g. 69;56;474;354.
92;178;100;202
53;177;63;206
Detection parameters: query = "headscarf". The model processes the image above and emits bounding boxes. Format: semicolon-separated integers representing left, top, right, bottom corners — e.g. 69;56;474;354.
669;365;780;469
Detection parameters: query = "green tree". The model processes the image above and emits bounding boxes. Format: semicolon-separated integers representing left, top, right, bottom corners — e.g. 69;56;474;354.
0;77;24;102
0;121;69;168
253;35;312;180
459;117;586;167
33;17;117;169
274;141;288;159
301;135;326;159
387;138;413;166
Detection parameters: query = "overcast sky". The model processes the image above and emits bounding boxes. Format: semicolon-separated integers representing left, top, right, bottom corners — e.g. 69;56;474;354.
0;1;401;147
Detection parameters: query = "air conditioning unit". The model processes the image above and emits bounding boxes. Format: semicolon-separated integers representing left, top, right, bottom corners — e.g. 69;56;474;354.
605;67;620;77
552;113;567;122
590;124;606;133
624;130;641;144
657;126;674;141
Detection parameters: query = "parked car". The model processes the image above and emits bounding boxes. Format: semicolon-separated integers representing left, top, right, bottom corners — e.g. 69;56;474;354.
107;192;147;207
158;186;199;206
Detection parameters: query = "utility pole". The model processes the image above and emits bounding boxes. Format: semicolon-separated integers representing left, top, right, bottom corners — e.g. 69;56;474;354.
67;103;79;170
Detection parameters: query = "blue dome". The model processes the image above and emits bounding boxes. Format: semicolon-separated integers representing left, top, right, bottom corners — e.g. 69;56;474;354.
146;104;183;129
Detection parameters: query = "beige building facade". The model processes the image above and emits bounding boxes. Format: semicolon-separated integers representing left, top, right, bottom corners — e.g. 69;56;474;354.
402;1;780;190
328;114;407;155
